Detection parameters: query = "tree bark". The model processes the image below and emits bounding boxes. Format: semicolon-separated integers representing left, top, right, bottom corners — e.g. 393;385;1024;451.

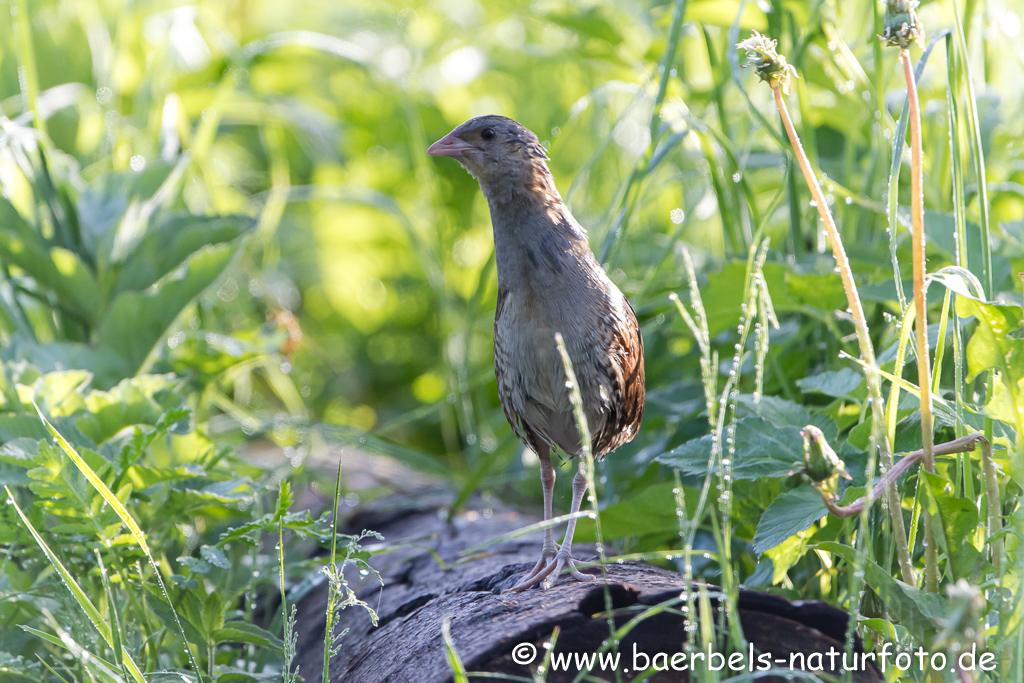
293;491;882;683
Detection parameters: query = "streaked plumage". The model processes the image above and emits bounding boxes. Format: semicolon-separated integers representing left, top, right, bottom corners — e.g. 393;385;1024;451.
428;115;645;590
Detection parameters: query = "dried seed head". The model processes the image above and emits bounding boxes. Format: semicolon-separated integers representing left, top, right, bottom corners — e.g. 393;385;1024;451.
736;31;799;93
881;0;924;48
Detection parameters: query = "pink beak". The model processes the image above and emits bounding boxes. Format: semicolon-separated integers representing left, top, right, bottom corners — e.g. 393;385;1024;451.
427;132;475;158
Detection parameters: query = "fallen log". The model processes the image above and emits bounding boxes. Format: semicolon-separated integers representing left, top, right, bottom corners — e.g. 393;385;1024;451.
293;491;882;682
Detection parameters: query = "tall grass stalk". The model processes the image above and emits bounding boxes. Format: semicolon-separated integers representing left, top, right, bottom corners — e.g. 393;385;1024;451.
553;333;620;683
751;53;915;584
670;242;771;650
899;48;939;592
323;455;346;683
951;0;992;296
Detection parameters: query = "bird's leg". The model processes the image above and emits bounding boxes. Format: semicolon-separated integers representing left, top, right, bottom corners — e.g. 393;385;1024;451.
507;447;558;592
541;460;590;589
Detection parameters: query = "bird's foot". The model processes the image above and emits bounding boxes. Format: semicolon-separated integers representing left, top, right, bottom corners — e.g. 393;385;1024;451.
507;548;588;592
505;547;556;593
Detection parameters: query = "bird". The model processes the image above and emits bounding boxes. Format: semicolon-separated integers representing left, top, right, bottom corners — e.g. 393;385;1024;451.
427;115;645;591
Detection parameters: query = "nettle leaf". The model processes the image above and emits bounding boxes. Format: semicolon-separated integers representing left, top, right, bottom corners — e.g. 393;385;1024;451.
752;487;827;554
2;341;129;389
700;261;846;338
77;161;184;255
737;395;838;441
796;368;865;401
815;541;945;644
0;438;40;465
657;418;802;480
28;370;91;417
574;481;699;542
202;591;226;634
920;471;983;581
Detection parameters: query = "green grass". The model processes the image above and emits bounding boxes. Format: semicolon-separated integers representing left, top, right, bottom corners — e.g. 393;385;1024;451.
0;0;1022;680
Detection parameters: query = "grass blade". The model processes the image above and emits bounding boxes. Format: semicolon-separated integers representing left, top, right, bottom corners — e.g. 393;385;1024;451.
33;405;202;682
7;487;147;683
951;0;992;296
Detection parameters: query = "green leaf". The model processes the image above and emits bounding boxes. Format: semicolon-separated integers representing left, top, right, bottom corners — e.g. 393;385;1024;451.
796;368;866;401
957;298;1024;381
203;591;226;634
97;243;238;375
919;471;982;581
814;541;944;644
574;482;698;542
75;374;184;445
113;214;252;296
956;297;1024;437
657;418;802;480
213;622;285;654
0;234;100;322
200;545;231;569
738;395;838;440
752;487;827;554
2;341;129;389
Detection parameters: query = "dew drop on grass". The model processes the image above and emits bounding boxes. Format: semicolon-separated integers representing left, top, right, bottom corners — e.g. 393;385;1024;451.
845;196;853;205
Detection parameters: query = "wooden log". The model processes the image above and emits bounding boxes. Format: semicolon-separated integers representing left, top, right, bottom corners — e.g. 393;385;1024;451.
293;492;882;682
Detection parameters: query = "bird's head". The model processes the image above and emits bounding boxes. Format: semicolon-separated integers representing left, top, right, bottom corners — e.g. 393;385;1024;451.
427;115;551;194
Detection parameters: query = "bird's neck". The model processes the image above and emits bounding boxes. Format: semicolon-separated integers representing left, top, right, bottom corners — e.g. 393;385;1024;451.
482;166;593;291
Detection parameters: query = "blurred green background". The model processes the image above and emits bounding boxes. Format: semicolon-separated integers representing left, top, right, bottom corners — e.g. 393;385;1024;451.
5;0;1024;525
4;0;1024;547
1;0;1023;676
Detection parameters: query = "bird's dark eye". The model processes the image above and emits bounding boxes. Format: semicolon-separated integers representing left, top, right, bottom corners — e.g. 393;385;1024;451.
481;128;496;140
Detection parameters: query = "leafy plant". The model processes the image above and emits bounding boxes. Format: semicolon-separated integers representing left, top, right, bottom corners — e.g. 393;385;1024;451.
0;128;252;387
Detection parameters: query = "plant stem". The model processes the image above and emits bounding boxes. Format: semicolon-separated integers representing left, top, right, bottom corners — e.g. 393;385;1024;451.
901;48;939;593
980;436;1003;572
771;82;915;585
821;432;987;518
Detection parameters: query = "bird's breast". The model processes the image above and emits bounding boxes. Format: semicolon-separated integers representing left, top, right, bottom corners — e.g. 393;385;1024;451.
494;280;621;457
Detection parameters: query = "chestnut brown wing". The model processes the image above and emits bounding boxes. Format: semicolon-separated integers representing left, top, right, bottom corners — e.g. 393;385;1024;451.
592;297;645;459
